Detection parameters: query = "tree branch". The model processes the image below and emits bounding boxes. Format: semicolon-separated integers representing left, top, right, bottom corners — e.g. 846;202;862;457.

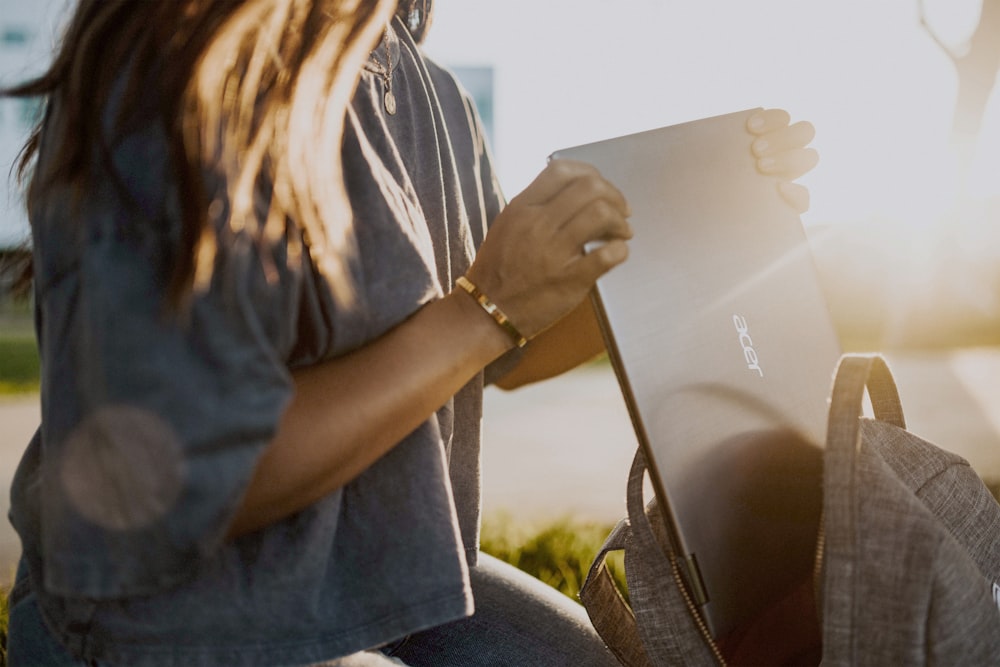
918;0;960;60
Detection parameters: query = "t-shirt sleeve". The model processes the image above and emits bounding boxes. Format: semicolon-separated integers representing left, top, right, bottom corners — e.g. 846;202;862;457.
31;127;301;599
422;61;523;383
458;89;527;384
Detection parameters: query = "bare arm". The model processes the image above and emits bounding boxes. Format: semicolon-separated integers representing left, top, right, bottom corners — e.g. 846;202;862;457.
228;290;512;536
227;160;632;537
494;296;606;390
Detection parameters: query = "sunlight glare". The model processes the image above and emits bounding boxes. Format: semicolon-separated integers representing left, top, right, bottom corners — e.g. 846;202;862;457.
921;0;985;52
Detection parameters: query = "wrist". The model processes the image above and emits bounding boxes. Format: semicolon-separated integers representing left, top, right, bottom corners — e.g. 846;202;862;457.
453;276;528;349
447;284;520;357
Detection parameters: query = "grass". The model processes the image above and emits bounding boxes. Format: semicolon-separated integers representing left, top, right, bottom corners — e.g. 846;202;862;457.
0;337;39;395
0;582;6;666
480;514;627;604
0;303;38;396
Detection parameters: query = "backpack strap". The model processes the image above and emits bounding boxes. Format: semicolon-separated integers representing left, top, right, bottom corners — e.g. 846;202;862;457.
580;517;654;667
624;448;725;666
581;447;724;666
821;353;903;659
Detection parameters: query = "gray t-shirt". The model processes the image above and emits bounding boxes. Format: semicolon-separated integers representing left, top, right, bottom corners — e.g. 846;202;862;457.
11;19;509;666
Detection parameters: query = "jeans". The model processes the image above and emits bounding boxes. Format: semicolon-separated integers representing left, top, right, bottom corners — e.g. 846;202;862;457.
379;553;618;666
6;562;97;667
8;554;618;666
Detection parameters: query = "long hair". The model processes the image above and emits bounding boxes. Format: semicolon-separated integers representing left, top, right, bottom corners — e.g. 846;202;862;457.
5;0;396;310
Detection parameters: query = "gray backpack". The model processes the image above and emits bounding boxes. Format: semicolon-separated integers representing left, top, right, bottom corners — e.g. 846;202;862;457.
581;354;1000;665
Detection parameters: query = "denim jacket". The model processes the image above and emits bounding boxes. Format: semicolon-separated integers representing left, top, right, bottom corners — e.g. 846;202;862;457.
10;19;508;666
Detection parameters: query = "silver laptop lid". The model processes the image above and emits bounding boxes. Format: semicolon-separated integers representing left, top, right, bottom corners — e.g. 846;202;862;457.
552;109;841;641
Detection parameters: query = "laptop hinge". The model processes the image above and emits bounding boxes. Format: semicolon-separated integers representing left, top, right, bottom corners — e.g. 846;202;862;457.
684;553;710;607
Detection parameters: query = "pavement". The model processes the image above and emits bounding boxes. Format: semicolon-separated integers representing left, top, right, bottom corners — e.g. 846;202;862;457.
480;349;1000;525
2;348;1000;584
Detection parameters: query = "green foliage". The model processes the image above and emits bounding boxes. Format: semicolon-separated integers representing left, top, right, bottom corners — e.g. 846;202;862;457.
480;514;627;604
0;336;39;394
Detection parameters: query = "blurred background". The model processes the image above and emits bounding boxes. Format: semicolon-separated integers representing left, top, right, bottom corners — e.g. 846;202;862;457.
3;0;999;342
1;0;999;581
422;0;1000;349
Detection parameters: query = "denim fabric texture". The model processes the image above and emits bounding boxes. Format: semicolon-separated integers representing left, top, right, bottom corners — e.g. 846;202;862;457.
9;555;616;667
383;554;618;667
9;17;518;666
7;562;94;666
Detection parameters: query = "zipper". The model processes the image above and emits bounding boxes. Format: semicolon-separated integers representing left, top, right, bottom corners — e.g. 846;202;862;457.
669;553;727;666
813;511;826;624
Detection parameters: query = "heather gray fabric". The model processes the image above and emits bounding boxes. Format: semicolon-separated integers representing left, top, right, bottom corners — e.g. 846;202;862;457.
624;452;722;666
583;354;1000;665
859;418;1000;582
821;354;1000;666
581;518;653;667
581;448;723;666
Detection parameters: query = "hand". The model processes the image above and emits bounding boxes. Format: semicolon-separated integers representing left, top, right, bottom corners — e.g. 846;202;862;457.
465;160;632;341
747;109;818;214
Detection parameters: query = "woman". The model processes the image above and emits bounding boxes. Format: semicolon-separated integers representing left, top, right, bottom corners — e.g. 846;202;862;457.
3;0;817;664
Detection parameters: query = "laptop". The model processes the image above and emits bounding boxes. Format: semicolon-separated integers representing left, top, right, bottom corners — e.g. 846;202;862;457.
551;109;842;643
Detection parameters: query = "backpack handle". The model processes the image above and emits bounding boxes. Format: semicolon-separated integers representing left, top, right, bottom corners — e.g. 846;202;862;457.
821;353;905;658
580;514;655;667
581;445;726;666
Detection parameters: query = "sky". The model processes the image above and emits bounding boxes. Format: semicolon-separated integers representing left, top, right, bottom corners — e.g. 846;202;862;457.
1;0;997;245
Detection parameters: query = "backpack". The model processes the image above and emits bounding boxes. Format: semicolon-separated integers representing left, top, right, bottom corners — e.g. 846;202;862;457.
580;354;1000;665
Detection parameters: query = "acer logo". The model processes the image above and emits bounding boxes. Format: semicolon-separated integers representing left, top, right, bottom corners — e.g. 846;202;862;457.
733;315;764;377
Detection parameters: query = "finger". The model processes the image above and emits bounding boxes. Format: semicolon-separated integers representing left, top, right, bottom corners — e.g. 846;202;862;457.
778;182;811;214
757;147;819;181
751;121;816;158
573;238;630;281
561;198;634;251
515;159;609;207
747;108;791;136
544;168;631;225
